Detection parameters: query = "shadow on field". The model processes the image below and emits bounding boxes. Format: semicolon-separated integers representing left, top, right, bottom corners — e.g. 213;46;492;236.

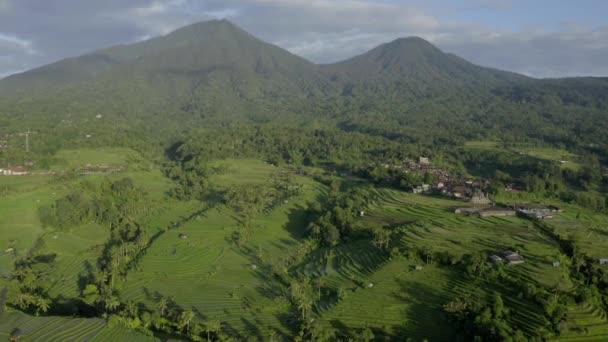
284;205;310;241
392;279;454;340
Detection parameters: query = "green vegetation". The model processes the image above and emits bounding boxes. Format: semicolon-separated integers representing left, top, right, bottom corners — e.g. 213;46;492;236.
0;18;607;342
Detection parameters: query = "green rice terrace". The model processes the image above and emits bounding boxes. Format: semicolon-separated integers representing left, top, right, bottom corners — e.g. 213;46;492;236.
0;149;607;341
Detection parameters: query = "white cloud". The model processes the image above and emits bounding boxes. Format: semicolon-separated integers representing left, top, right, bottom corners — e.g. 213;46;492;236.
0;33;36;55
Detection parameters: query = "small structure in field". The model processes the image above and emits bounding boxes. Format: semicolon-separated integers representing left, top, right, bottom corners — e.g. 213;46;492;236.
0;167;29;176
552;261;560;267
471;191;492;205
367;283;374;288
599;258;608;265
478;209;516;217
500;250;524;265
489;255;503;264
251;264;258;270
419;157;430;165
179;233;188;239
414;265;423;271
359;211;365;217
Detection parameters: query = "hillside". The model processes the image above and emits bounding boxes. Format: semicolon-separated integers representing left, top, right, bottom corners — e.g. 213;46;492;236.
0;19;607;152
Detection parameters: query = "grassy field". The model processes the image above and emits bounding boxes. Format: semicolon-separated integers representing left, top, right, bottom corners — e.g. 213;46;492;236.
119;159;324;338
294;188;563;338
1;150;607;340
49;147;145;171
0;311;156;342
464;140;581;171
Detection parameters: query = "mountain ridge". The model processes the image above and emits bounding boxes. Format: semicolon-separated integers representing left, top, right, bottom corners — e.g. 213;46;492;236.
0;19;607;144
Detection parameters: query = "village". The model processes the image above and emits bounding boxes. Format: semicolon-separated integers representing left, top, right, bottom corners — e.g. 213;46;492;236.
0;163;124;176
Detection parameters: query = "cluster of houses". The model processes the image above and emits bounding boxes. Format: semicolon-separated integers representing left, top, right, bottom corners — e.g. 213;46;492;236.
0;166;30;176
401;157;494;202
455;206;516;217
510;203;562;220
489;250;525;265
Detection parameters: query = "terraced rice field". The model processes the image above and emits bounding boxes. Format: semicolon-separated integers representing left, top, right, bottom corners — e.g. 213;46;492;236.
118;159;324;338
0;311;157;341
320;188;562;336
557;303;608;341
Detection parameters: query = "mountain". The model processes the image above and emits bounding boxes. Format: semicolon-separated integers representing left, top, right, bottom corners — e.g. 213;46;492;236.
325;37;527;86
0;19;607;146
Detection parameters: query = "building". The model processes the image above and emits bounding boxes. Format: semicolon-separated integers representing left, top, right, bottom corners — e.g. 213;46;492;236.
414;265;423;271
518;210;553;220
552;261;560;267
478;209;516;217
500;250;524;265
452;186;470;199
471;191;492;205
419;157;430;165
599;259;608;265
0;167;29;176
489;255;503;263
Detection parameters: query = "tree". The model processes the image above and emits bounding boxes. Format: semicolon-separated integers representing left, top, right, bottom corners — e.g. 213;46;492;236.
357;327;375;342
35;297;51;315
372;227;391;251
204;319;221;342
104;295;120;313
492;292;504;319
157;296;168;317
312;275;327;302
180;309;196;335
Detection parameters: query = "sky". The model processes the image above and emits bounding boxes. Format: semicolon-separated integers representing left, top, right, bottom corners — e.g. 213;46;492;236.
0;0;607;78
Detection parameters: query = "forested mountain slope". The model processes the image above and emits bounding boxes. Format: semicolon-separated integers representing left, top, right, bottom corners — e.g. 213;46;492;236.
0;19;606;150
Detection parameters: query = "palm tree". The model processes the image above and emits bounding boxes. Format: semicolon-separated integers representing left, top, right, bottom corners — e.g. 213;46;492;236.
126;300;138;317
104;295;120;313
14;293;34;310
268;328;276;342
157;296;168;317
204;320;221;342
313;276;327;302
35;297;51;314
179;309;196;335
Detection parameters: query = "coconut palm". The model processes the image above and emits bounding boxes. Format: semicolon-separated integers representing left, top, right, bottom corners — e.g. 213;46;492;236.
204;319;221;342
179;309;196;335
104;295;120;313
35;297;51;314
157;296;168;317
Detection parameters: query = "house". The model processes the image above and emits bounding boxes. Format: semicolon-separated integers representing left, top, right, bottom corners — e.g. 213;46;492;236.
0;167;29;176
419;157;430;165
471;191;492;205
552;261;560;267
500;250;524;265
548;205;562;212
414;265;423;271
452;186;470;199
478;209;516;217
412;186;424;194
455;207;476;215
518;210;553;220
489;255;503;263
179;233;188;239
599;259;608;265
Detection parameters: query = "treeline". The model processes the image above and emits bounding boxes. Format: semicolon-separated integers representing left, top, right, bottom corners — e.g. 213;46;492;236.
305;180;376;246
463;149;608;212
38;178;149;229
